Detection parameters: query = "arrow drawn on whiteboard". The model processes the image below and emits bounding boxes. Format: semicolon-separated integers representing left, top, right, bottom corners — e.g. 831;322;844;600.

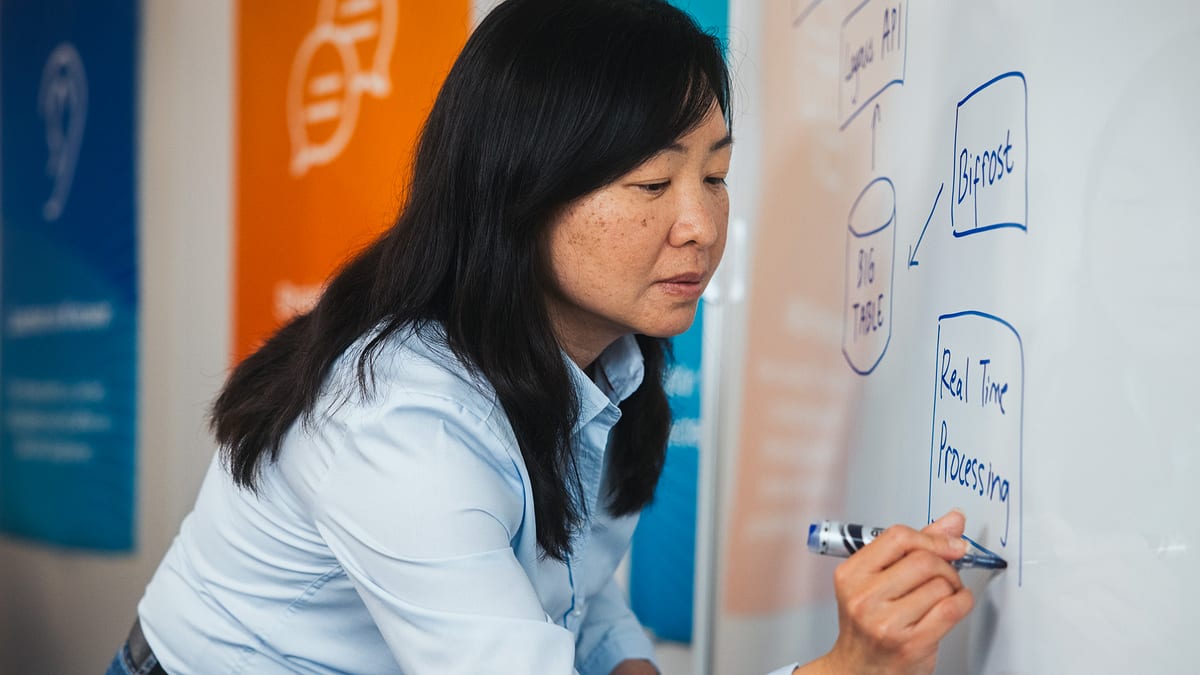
871;104;881;170
908;182;943;268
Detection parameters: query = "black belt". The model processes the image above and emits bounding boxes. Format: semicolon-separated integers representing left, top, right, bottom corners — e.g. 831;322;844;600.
126;618;168;675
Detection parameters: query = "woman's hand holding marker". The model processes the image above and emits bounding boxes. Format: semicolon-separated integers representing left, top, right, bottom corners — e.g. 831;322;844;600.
796;510;975;675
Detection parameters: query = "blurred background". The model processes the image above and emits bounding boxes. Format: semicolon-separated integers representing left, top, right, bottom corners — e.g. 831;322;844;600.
0;1;727;672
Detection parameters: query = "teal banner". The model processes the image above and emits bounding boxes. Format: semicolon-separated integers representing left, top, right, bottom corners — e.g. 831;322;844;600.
1;0;139;550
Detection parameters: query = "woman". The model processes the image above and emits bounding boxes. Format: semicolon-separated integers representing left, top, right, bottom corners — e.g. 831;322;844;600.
109;1;973;673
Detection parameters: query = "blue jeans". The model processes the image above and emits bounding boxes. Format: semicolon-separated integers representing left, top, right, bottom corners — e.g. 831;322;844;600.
104;642;163;675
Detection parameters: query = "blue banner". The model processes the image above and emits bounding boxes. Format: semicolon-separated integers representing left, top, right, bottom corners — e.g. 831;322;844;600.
1;0;139;551
631;304;706;643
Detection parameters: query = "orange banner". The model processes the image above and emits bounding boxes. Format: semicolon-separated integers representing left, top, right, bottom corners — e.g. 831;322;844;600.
235;0;468;361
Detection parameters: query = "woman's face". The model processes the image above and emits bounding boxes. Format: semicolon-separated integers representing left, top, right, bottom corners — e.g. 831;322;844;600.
544;106;732;367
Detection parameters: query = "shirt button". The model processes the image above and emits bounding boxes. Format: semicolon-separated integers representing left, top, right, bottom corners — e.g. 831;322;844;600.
572;609;583;617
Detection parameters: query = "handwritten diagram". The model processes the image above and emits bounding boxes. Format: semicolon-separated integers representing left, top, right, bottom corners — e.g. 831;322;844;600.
837;0;906;374
929;311;1023;580
953;72;1028;237
821;1;1028;577
842;177;895;374
838;0;905;130
723;4;1200;673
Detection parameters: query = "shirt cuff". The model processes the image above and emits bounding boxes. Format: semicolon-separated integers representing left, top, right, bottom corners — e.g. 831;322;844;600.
577;624;658;675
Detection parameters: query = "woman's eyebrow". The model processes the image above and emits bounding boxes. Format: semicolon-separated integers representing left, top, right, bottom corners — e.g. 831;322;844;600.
710;133;734;152
660;133;735;155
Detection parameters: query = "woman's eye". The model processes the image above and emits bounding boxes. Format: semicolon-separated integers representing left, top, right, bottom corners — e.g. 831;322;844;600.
706;176;728;187
638;181;670;194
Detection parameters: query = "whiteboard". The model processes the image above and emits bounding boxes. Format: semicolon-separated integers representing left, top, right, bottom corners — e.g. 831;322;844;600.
706;1;1200;673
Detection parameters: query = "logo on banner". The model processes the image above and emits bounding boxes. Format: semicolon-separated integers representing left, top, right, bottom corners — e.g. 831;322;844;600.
287;0;399;177
38;42;88;222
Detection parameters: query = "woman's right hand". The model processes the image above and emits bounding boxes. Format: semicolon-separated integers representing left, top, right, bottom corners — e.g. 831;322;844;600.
799;510;976;675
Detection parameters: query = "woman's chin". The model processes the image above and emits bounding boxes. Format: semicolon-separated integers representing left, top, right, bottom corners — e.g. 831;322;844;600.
639;308;700;339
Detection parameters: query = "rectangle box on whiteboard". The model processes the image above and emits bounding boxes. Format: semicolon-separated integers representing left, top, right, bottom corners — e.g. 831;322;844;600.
928;311;1023;582
952;72;1028;237
838;0;906;129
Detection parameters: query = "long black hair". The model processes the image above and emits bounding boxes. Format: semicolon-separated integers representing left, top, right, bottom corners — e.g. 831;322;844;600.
213;0;731;561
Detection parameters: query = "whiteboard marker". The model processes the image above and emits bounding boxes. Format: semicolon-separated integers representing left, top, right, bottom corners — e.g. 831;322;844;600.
808;520;1007;570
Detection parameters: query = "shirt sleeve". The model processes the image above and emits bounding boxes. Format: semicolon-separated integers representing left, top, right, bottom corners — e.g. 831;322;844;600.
574;574;658;675
311;396;579;674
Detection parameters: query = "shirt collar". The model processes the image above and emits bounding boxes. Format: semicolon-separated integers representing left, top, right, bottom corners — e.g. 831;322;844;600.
565;334;645;428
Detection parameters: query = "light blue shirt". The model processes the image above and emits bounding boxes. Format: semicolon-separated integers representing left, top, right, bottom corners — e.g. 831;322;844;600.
138;327;657;674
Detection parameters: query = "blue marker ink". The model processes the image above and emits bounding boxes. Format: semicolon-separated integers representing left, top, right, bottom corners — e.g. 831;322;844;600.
807;520;1008;570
